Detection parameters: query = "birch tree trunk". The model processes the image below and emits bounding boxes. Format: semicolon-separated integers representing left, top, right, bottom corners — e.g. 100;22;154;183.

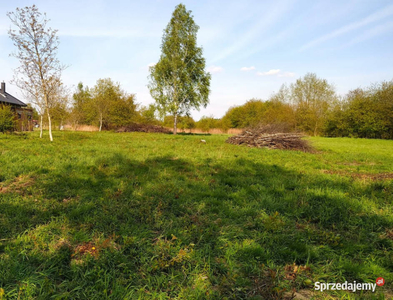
40;114;43;138
47;108;53;142
99;113;103;132
173;112;178;135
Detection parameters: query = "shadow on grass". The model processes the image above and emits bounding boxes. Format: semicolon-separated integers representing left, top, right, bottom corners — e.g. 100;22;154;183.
1;153;392;298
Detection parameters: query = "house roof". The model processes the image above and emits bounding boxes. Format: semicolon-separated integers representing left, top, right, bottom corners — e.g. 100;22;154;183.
0;91;28;107
0;82;27;107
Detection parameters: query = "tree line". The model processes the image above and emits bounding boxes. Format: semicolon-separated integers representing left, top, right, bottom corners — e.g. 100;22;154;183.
3;72;393;140
213;73;393;139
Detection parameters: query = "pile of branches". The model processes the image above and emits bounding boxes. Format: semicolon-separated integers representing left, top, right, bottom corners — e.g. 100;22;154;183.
226;124;313;152
116;123;171;134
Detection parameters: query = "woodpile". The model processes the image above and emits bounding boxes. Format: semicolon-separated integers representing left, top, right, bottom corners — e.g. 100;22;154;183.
116;123;171;134
226;125;313;152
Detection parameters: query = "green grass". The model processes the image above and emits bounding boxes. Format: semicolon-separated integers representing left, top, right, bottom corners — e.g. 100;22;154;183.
0;131;392;299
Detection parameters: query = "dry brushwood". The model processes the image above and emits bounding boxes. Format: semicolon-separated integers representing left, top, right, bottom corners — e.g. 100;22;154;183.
116;123;171;134
226;125;313;152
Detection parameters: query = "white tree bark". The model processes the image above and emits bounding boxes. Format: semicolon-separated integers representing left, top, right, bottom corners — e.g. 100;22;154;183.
40;114;43;138
173;112;178;135
47;109;53;142
99;113;103;132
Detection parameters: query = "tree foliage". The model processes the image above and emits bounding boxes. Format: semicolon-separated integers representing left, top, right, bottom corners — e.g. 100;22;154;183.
138;104;159;125
220;74;336;135
70;79;137;130
71;83;93;127
324;81;393;139
47;84;69;129
221;99;295;130
290;73;336;136
93;79;117;131
148;4;211;134
196;116;221;132
219;74;392;139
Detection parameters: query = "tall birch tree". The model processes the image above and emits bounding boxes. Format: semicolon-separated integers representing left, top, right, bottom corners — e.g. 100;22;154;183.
148;4;211;135
7;5;66;141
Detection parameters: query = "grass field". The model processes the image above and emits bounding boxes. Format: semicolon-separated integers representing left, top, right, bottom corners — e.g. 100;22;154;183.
0;131;392;299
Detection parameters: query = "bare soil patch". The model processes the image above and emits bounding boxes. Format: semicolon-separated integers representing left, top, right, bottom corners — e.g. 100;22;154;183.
0;175;34;194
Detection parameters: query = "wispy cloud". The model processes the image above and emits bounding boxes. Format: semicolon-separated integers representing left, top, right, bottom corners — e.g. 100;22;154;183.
210;0;296;63
257;69;295;77
300;4;393;51
240;66;256;71
343;20;393;48
207;65;224;74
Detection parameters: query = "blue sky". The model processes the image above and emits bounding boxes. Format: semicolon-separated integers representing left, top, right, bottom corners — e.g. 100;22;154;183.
1;0;393;120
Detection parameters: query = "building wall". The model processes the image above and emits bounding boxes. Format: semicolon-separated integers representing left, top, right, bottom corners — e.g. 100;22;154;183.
13;107;34;131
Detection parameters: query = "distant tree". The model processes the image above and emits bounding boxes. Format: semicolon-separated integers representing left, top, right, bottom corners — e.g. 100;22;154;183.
323;97;348;137
87;78;138;130
270;84;291;104
263;100;296;128
92;78;120;131
218;117;231;132
108;91;137;128
0;105;16;133
70;80;138;130
370;81;393;139
221;106;246;128
139;104;159;125
221;99;271;128
326;82;393;139
178;115;196;132
290;73;336;136
49;84;70;129
196;116;219;132
71;82;93;128
7;5;66;141
148;4;211;135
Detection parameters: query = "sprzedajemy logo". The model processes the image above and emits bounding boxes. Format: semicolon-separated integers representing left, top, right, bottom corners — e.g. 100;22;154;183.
314;278;385;293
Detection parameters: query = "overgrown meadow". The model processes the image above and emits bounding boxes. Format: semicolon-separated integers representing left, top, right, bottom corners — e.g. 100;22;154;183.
0;132;392;299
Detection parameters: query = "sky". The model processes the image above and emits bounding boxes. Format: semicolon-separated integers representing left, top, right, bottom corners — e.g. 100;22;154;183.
1;0;393;120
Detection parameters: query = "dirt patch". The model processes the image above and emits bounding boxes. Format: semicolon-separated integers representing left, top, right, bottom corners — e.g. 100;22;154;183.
226;124;313;152
284;290;314;300
71;237;120;262
72;242;100;259
321;169;393;181
116;123;171;134
0;175;34;194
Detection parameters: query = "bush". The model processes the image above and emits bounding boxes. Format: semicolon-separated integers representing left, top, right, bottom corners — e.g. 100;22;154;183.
323;81;393;139
0;105;16;133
